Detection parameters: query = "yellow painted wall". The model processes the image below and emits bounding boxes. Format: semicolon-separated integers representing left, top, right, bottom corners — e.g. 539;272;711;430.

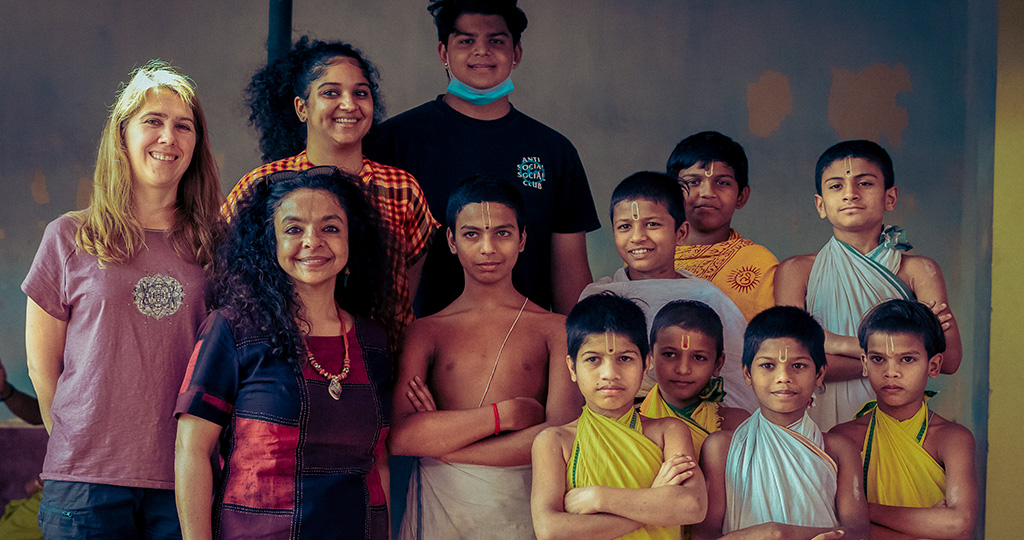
987;0;1024;535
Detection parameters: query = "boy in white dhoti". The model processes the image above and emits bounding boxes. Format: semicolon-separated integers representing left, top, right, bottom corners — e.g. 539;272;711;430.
390;177;582;539
694;306;868;540
775;140;962;430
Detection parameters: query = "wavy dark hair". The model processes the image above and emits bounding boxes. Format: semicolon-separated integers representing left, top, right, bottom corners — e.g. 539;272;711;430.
428;0;528;45
245;36;385;163
211;167;396;360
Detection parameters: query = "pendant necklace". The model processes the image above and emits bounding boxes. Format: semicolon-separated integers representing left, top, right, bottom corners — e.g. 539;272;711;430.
306;307;351;400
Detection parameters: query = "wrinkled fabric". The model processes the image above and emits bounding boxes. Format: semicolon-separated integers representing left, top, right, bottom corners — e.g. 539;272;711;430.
806;226;914;430
724;410;838;532
639;386;721;459
862;402;945;508
567;406;679;540
674;229;778;322
399;458;534;540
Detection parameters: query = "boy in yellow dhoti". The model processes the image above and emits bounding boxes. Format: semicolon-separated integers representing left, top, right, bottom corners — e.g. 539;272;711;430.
532;294;708;540
640;300;749;459
831;299;977;539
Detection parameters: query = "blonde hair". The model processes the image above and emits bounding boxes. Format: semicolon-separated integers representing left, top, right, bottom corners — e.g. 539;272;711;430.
73;60;223;267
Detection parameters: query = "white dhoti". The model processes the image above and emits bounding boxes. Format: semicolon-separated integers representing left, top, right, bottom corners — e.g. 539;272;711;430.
398;457;535;540
806;226;915;430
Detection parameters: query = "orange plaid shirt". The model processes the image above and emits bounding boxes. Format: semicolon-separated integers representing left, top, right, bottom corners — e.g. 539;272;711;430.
224;151;439;328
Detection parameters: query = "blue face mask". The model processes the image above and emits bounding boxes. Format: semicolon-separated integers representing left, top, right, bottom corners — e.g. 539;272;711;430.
446;75;514;105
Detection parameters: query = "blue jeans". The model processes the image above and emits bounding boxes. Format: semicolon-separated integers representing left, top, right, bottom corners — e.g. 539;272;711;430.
38;481;181;540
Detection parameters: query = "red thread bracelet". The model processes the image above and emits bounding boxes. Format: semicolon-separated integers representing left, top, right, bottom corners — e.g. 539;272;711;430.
492;403;500;435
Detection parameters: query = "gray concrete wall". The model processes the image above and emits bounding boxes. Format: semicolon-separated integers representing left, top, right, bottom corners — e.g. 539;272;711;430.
0;1;995;532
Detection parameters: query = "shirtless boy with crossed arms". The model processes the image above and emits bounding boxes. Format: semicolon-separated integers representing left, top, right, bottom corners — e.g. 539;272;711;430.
389;176;582;539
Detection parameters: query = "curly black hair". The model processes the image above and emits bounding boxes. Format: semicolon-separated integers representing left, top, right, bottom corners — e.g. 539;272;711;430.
244;36;385;163
211;167;397;361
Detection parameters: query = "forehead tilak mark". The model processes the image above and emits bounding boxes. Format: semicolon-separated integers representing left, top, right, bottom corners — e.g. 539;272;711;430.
484;201;491;229
681;333;690;350
704;162;714;177
844;156;853;178
605;329;615;353
630;201;640;221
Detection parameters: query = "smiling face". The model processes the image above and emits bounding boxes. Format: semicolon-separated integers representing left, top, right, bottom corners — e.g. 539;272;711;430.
447;201;525;285
653;326;724;409
612;198;687;280
439;13;522;90
814;157;897;234
567;332;647;418
676;161;748;237
275;188;349;297
124;88;196;196
862;332;941;419
744;337;824;426
294;57;373;153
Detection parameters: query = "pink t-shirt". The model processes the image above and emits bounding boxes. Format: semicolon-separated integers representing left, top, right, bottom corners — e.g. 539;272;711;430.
22;215;208;489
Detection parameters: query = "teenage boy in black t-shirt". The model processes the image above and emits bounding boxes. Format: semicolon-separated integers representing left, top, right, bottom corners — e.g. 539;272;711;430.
367;0;600;317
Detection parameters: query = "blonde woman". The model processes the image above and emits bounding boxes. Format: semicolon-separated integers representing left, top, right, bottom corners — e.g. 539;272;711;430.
23;61;222;539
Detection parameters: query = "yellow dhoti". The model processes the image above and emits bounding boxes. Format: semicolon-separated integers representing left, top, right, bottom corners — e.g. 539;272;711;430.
863;402;945;508
568;406;680;540
639;385;721;460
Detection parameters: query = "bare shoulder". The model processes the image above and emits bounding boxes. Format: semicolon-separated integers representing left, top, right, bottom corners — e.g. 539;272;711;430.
718;406;751;431
777;254;817;276
829;415;869;446
774;254;817;305
643;414;686;441
899;254;947;285
900;253;944;274
823;430;861;462
414;304;484;339
702;429;734;461
927;413;976;454
523;303;567;332
535;421;578;455
401;315;442;348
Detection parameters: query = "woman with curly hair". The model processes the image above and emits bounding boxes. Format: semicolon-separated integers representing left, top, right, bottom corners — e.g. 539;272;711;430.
225;37;438;332
175;167;396;540
22;60;223;538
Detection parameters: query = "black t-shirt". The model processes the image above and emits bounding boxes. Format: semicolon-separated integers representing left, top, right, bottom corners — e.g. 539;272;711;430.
366;96;600;315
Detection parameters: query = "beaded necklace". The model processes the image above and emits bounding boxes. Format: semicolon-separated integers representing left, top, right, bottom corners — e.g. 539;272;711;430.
305;308;351;400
